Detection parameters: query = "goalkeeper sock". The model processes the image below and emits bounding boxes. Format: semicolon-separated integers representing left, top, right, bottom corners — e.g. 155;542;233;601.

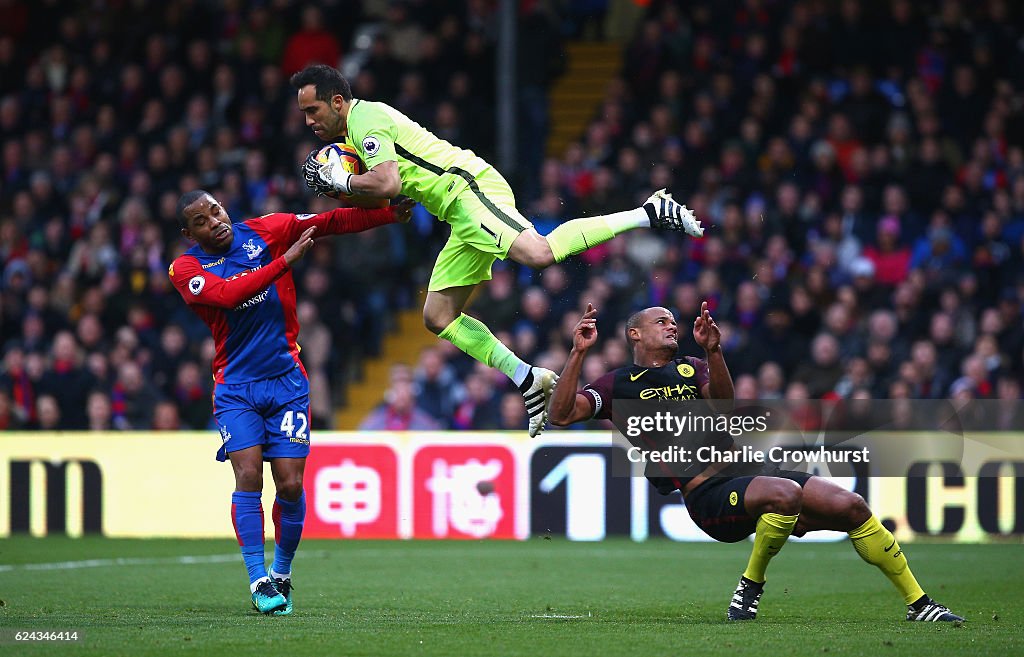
849;514;925;604
438;314;530;385
231;491;267;585
546;209;650;262
742;513;799;584
271;492;306;576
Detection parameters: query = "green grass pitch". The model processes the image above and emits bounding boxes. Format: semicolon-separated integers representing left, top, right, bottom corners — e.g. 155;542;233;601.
0;537;1020;656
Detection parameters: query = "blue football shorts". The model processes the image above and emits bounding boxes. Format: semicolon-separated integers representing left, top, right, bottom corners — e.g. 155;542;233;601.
212;365;312;462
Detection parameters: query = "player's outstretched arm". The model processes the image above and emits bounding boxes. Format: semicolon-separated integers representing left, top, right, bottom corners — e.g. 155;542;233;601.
549;303;599;426
312;196;412;232
170;227;317;309
266;199;414;244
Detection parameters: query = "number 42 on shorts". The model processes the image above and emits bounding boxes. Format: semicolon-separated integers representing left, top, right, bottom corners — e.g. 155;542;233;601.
280;411;309;444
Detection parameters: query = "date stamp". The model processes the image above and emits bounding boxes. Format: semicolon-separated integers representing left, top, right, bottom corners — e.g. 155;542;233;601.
0;629;84;644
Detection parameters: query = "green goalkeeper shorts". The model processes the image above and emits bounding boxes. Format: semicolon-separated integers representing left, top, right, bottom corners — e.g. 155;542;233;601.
428;169;533;292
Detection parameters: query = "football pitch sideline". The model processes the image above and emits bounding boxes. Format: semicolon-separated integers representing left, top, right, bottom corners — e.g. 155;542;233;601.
0;537;1020;657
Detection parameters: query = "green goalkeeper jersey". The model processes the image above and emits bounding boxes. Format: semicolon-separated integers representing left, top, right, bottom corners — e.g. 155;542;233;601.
345;99;491;219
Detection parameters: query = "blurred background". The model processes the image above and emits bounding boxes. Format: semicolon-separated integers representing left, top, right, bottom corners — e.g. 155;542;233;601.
1;0;1023;435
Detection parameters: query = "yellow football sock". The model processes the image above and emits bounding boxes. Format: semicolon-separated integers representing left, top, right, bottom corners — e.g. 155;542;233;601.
546;209;648;262
438;313;525;381
848;515;925;604
742;513;799;583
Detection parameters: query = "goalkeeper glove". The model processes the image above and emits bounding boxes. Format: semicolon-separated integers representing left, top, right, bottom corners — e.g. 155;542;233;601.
302;148;352;196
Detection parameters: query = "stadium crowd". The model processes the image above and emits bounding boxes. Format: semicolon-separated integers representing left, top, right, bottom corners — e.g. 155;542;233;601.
1;0;1023;432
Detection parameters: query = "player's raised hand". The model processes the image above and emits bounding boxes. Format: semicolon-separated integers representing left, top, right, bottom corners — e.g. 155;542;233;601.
284;226;317;266
391;197;415;223
573;303;599;352
692;300;721;352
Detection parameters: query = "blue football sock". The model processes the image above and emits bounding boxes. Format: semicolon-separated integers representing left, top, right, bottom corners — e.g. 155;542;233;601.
231;491;267;585
271;492;306;576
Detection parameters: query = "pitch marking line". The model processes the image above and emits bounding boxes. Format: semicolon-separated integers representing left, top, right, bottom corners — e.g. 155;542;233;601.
0;551;333;573
529;613;592;619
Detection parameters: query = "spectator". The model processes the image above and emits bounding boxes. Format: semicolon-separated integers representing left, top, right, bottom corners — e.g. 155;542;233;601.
734;374;759;400
451;371;502;431
990;376;1024;431
236;6;286;66
1;346;36;426
34;393;61;430
412;346;461;426
863;216;911;286
152;324;188;396
110;361;162;431
280;6;341;76
928;312;967;378
472;266;520;331
174;361;211;430
757;362;785;401
0;389;20;429
834;357;874;400
792;333;843;398
86;389;113;432
496;391;528;431
908;340;952;400
910;223;968;283
359;380;441;431
152;400;181;431
39;331;94;429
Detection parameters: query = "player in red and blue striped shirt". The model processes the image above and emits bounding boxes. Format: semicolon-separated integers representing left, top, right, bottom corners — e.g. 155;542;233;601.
169;190;412;615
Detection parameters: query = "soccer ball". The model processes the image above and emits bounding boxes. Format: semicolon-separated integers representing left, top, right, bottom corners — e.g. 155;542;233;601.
315;143;388;208
317;142;365;176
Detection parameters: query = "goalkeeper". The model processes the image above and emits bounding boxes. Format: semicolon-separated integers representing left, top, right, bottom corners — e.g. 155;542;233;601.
292;64;703;438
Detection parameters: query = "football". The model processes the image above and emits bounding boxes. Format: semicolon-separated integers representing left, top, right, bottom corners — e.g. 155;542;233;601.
316;143;389;208
317;142;365;175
